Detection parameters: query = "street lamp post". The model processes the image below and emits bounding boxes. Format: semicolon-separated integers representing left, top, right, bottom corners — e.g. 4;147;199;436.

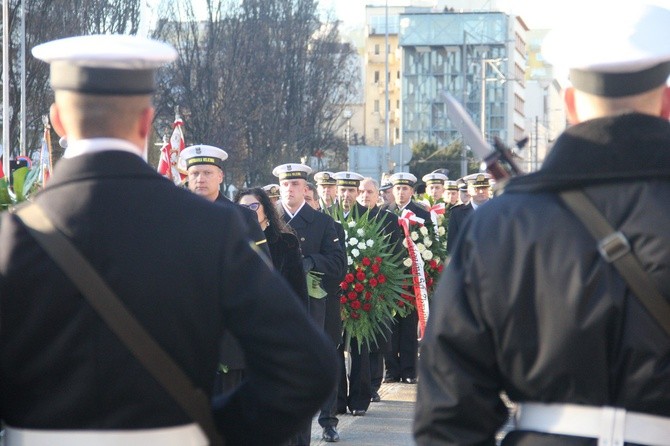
479;58;506;138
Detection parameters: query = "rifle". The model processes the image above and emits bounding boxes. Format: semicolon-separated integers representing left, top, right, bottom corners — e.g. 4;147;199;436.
442;91;525;187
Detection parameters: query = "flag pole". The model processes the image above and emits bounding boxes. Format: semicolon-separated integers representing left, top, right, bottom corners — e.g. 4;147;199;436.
3;0;11;178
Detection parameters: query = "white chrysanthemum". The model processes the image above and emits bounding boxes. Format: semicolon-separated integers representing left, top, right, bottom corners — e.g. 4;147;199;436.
352;248;360;258
402;239;408;248
420;226;429;236
424;237;433;247
349;237;359;246
416;243;426;253
357;242;366;250
422;250;433;261
410;232;419;241
348;221;357;228
403;257;413;267
357;228;365;237
348;256;353;266
366;239;374;247
438;226;446;236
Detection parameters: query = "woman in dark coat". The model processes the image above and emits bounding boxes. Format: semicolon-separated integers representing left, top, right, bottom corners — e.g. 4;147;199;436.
236;188;308;307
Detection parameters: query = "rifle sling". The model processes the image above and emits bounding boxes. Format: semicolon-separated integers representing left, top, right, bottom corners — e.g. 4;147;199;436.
15;203;224;446
560;190;670;337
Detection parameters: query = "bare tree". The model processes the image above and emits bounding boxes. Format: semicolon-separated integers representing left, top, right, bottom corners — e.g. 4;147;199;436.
152;0;358;187
0;0;141;162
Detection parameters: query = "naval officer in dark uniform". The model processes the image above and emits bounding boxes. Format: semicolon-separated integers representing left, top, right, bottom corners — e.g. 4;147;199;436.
382;172;431;385
0;34;336;446
273;163;346;444
179;145;270;395
179;144;269;257
446;173;491;253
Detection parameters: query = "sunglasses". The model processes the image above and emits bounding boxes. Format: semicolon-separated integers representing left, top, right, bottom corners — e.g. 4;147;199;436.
240;202;261;211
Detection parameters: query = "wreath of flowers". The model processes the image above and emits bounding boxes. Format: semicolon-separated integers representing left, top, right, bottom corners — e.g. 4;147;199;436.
335;208;411;349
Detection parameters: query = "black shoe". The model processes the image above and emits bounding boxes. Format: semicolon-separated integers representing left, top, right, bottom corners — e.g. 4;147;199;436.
351;409;366;416
322;426;340;442
383;377;400;383
371;391;381;402
402;377;418;384
336;407;347;415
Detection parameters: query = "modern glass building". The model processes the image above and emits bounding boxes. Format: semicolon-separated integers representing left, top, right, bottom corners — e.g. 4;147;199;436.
399;11;528;149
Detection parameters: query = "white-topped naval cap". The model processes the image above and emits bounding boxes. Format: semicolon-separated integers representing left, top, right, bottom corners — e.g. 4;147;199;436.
389;172;418;187
32;34;177;94
543;3;670;97
263;184;281;198
178;145;228;172
333;171;365;187
422;172;448;184
272;163;313;180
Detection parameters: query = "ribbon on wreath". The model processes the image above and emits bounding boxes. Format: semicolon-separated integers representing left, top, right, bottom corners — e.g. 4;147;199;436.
428;202;446;228
398;209;430;340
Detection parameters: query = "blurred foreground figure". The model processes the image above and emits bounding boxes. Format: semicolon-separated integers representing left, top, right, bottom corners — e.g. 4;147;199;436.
0;34;335;446
415;4;670;445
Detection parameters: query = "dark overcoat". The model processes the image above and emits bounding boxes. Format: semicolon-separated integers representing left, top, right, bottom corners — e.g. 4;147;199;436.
0;150;336;445
415;113;670;445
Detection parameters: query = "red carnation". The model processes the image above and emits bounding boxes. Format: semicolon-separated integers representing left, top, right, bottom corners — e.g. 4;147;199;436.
340;281;348;290
365;291;372;301
351;300;361;310
350;311;360;319
362;303;372;312
371;264;380;274
356;271;366;281
438;264;444;273
375;256;382;264
427;277;434;287
378;274;386;284
348;291;357;301
362;257;371;266
345;273;355;283
369;278;378;288
397;300;405;307
340;296;347;304
354;283;364;293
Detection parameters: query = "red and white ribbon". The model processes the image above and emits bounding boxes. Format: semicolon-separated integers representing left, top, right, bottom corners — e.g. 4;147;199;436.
398;209;430;340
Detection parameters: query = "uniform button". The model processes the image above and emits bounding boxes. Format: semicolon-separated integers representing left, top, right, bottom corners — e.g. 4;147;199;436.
300;237;305;242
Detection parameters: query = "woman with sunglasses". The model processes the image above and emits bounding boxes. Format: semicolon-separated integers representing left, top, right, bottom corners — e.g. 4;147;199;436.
235;188;308;309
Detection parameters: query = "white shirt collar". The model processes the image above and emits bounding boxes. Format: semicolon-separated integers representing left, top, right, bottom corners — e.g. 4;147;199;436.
282;200;306;220
63;138;143;159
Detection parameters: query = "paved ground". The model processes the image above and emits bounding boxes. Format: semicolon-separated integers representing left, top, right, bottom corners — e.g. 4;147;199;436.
310;381;417;445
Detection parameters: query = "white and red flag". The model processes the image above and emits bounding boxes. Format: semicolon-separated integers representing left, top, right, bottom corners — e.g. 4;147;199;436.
157;113;186;185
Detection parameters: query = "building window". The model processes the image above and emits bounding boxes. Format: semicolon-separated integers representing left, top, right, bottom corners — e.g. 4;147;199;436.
374;44;380;55
396;99;400;109
374;128;380;141
374;71;380;83
374;100;380;113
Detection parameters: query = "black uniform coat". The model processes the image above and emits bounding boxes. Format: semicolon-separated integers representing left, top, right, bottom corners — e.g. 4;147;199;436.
0;150;336;445
415;113;670;445
215;193;270;371
281;202;346;332
445;202;473;253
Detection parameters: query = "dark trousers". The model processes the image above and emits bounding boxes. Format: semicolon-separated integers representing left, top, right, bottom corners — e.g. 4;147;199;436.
347;342;371;411
383;311;418;380
369;351;384;392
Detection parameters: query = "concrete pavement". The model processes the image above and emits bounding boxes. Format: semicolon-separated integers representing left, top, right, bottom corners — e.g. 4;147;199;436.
310;381;417;445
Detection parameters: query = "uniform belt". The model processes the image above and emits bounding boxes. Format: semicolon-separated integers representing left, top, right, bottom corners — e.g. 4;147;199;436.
4;422;209;446
515;402;670;446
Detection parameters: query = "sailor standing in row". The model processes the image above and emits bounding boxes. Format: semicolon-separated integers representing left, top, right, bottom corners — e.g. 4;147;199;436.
273;163;346;444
